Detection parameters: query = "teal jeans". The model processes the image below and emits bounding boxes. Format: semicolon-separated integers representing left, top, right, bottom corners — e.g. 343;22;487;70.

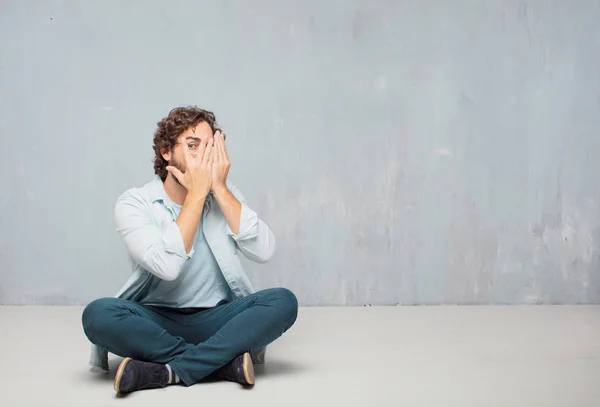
82;288;298;386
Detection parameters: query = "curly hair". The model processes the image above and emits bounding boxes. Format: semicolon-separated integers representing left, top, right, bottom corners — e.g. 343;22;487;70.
153;106;220;181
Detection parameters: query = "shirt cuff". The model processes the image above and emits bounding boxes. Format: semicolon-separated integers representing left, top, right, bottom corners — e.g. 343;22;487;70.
226;204;258;241
163;222;194;258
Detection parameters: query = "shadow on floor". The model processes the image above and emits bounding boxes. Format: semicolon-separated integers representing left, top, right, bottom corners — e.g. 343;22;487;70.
86;357;123;381
86;356;307;382
254;359;309;378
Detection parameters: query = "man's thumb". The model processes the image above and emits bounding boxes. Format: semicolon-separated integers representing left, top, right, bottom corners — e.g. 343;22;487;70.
166;166;184;182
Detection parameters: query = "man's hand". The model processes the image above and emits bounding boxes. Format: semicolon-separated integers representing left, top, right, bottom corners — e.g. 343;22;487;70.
211;131;230;192
167;139;214;200
209;131;242;234
166;140;213;254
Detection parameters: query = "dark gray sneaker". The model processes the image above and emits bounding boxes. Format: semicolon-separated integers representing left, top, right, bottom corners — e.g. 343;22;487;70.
212;352;255;386
114;358;170;393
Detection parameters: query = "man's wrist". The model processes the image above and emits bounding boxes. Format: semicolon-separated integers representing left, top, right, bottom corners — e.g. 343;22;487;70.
212;183;228;197
185;191;206;205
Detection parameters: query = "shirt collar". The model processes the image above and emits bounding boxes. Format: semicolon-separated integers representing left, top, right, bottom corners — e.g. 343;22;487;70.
148;176;169;203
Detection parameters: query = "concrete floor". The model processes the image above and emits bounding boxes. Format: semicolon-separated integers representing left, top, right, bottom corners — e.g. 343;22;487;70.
0;305;599;406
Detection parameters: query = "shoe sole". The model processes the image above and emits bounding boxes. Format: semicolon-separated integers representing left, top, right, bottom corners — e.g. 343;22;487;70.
114;357;132;392
243;352;255;386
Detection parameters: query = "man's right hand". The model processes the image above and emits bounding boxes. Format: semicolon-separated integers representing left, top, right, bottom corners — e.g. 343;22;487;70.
166;139;214;199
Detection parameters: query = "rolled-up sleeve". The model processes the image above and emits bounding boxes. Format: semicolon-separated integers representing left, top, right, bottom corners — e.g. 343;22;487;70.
115;191;191;281
226;183;276;263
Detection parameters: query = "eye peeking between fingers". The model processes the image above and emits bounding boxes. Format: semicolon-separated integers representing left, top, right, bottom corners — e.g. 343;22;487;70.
187;141;200;152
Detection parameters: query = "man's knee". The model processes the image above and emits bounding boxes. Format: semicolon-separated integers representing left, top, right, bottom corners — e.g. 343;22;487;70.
82;297;120;342
270;288;298;326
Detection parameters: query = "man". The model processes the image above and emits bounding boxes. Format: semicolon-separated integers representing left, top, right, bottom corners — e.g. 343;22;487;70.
82;106;297;394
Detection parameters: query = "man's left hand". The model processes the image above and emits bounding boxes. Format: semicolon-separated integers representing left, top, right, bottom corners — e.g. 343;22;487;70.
210;130;242;233
211;130;230;191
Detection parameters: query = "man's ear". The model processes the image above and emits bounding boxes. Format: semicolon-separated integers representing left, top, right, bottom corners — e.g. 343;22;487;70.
161;147;171;162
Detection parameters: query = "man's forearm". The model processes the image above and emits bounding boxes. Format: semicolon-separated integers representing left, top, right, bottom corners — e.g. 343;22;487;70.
212;185;242;235
176;193;206;253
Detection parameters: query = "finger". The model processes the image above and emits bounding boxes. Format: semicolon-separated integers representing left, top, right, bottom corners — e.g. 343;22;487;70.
166;166;185;183
220;132;229;159
195;139;208;160
205;144;214;171
182;144;194;167
202;138;214;164
213;133;222;163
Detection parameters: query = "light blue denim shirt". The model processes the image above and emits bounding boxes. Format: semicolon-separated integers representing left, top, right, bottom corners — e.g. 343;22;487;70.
88;176;276;371
125;191;234;308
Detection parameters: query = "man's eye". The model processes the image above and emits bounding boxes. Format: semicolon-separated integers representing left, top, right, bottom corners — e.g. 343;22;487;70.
188;143;199;150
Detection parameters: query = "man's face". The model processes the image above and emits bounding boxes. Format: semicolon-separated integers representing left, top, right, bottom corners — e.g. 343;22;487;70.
163;121;215;176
